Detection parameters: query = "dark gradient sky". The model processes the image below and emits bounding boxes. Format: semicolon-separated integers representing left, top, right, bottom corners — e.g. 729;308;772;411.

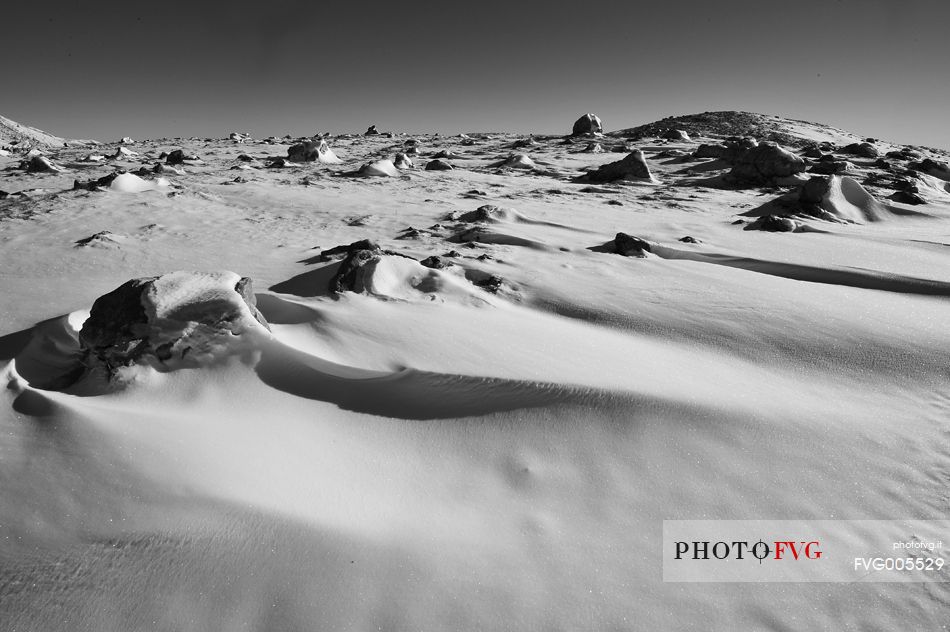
4;1;949;148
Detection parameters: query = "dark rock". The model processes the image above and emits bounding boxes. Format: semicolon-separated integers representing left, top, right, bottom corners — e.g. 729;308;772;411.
694;143;727;159
614;232;652;257
572;113;603;136
662;129;690;141
808;160;853;175
25;155;58;173
166;149;185;165
727;141;805;184
393;152;413;169
840;142;879;158
319;239;380;261
420;256;452;269
743;215;798;232
73;172;121;191
678;236;700;243
909;158;950;180
74;231;116;246
458;205;504;223
585;150;654;182
473;274;504;292
426;159;454;171
237;154;254;162
329;241;386;294
78;273;269;373
287;139;338;163
890;190;927;205
694;137;757;162
364;125;379;135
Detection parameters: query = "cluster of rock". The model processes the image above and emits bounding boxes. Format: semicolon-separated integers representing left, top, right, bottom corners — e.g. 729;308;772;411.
910;158;950;181
693;137;758;162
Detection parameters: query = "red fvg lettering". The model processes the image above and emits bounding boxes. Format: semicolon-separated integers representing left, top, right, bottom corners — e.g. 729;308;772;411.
774;541;822;560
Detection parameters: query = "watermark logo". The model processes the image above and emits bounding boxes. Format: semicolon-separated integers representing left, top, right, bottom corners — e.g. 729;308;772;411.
663;520;948;582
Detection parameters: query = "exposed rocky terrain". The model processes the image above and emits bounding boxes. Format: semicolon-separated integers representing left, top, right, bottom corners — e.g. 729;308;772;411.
2;110;950;631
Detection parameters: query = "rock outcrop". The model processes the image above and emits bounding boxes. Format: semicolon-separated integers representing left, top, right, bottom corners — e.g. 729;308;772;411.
165;149;186;165
910;158;950;181
79;272;270;375
287;139;341;164
662;129;691;141
808;158;854;175
426;159;454;171
393;153;413;169
726;141;805;184
24;155;61;173
694;137;757;162
613;232;653;257
743;215;800;232
840;142;879;158
584;150;655;182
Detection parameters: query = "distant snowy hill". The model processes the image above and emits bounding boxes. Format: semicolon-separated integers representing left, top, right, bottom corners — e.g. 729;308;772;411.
0;114;97;148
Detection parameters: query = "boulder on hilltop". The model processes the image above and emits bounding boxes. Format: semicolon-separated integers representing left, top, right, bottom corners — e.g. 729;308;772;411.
572;113;603;136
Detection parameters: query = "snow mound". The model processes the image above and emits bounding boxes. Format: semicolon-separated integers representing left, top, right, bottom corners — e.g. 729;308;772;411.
801;175;889;222
744;175;890;223
358;159;399;177
353;256;491;302
109;173;170;193
490;153;536;169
